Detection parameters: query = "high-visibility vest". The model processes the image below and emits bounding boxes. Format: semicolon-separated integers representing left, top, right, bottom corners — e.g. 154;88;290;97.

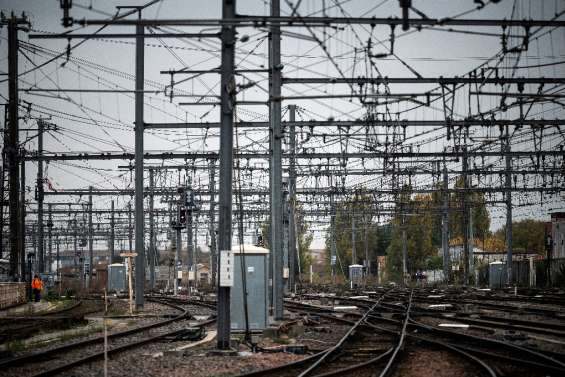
32;278;43;290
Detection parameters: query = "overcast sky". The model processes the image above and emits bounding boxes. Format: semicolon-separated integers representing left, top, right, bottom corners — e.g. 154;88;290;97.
0;0;563;251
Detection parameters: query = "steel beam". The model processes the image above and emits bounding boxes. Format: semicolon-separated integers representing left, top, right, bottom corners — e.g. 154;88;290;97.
24;149;565;162
7;17;20;281
217;0;236;350
143;119;565;130
134;20;145;310
37;120;44;272
283;77;565;85
270;0;284;321
75;16;565;28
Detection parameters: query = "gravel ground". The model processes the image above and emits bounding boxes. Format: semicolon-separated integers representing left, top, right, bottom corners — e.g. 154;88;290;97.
70;347;306;377
4;289;564;377
390;345;481;377
0;300;199;377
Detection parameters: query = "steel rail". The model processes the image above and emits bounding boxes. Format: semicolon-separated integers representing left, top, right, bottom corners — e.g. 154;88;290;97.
0;297;189;369
281;297;498;377
32;308;216;377
378;289;413;377
285;298;563;375
296;290;391;377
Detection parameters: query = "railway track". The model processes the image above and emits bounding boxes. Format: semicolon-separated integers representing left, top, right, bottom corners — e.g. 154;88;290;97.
0;297;216;377
0;299;100;343
242;289;500;377
279;290;565;377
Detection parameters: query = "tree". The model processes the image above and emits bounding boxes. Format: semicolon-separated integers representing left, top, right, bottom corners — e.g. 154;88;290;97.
450;176;491;241
385;190;438;282
324;193;380;275
261;204;314;272
494;219;546;254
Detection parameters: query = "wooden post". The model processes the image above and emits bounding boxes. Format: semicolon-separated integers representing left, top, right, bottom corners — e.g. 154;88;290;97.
120;252;137;315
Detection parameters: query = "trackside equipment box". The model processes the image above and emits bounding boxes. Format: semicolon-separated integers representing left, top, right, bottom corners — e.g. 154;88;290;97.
230;244;269;330
107;263;126;292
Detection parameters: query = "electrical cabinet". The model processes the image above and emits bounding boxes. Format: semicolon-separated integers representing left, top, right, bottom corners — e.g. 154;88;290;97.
230;244;269;330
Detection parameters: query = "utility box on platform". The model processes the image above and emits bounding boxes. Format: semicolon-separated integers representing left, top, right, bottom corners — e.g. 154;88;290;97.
107;263;126;293
349;264;364;289
230;244;269;330
489;261;507;289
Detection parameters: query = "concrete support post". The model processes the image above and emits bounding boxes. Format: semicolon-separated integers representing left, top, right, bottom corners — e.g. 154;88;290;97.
134;18;145;310
217;0;236;350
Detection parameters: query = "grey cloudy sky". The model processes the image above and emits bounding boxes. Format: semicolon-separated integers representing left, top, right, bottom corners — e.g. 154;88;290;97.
0;0;563;250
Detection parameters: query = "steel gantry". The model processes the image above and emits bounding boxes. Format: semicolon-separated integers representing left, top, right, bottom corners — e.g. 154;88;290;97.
2;1;565;352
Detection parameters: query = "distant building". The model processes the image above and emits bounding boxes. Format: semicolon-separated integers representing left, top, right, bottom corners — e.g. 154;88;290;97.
309;248;326;274
551;212;565;259
439;243;539;265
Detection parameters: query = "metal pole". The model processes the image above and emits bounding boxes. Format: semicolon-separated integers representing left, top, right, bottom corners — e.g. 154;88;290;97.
19;151;25;281
217;0;236;350
128;202;132;252
209;161;217;284
8;17;20;281
505;131;513;285
194;214;199;289
469;206;474;284
351;215;356;264
174;205;181;296
37;120;44;273
110;200;115;262
288;105;297;289
87;186;93;288
330;198;336;284
270;0;284;321
56;234;60;277
462;147;469;285
402;215;407;285
149;169;155;289
134;16;146;310
73;219;78;268
442;162;450;283
48;204;52;273
187;189;193;295
364;222;369;277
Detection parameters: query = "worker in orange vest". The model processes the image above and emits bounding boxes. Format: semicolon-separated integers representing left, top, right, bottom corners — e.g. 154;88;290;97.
31;274;43;302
